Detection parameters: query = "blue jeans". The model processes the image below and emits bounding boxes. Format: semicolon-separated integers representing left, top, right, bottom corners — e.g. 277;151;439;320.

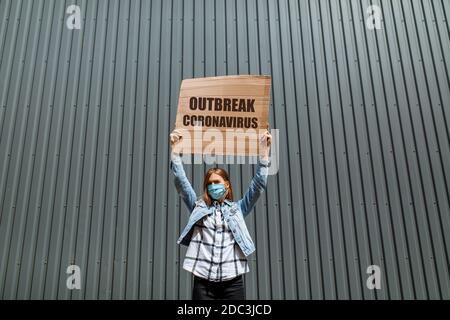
192;275;246;300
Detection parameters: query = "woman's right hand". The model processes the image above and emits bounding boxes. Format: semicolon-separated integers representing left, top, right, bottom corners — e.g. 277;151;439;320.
169;129;183;154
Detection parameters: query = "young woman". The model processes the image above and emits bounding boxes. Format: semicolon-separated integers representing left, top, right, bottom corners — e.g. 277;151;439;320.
169;129;272;300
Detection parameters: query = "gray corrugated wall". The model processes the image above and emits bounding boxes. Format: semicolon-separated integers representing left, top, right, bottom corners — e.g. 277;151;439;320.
0;0;449;300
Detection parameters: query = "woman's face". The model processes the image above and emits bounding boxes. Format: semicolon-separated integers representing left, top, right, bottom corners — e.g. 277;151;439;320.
208;173;229;189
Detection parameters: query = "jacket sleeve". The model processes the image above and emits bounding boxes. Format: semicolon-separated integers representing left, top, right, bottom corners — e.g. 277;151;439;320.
238;158;270;217
170;153;197;212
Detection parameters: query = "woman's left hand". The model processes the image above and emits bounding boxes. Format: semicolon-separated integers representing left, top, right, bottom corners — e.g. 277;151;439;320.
261;130;272;147
259;130;272;159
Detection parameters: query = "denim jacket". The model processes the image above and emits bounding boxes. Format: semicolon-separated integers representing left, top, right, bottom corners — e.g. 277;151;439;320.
170;154;270;257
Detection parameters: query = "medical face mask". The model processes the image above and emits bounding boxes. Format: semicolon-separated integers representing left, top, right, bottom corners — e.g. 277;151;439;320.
207;183;226;200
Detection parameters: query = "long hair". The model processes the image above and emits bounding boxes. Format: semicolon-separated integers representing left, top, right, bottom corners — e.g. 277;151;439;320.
202;167;234;207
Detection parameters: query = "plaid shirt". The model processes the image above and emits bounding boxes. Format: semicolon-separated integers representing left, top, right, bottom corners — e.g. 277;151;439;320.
183;200;249;282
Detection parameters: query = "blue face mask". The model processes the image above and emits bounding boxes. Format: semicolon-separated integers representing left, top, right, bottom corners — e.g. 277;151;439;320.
207;183;226;200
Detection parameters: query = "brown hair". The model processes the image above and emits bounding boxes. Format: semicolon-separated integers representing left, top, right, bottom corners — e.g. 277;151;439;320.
202;167;234;207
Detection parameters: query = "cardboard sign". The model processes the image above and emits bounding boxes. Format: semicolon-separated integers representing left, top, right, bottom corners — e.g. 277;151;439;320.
174;75;271;156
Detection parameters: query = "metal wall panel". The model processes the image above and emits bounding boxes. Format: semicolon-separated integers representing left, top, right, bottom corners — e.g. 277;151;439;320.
0;0;449;299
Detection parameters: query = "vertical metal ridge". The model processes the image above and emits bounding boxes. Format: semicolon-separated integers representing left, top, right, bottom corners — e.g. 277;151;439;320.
64;0;94;301
0;0;11;68
416;0;450;298
99;0;121;299
305;0;326;299
43;0;75;300
373;0;400;297
400;0;440;298
0;0;24;298
318;0;346;299
339;0;371;300
277;0;300;299
384;0;418;299
18;0;49;300
279;0;302;299
265;0;286;299
29;0;58;299
407;0;446;299
164;0;174;299
176;0;184;300
358;0;394;299
3;0;35;299
70;0;90;300
149;0;163;299
85;0;110;300
317;0;339;299
78;0;103;300
391;0;429;299
286;0;310;300
348;1;376;300
327;0;358;299
138;0;153;300
374;0;413;298
124;0;141;300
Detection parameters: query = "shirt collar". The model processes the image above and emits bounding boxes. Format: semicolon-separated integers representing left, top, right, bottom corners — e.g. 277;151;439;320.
196;198;233;207
212;199;232;207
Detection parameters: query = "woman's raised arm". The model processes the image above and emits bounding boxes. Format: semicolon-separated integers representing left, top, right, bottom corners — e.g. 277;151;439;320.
237;158;270;217
169;130;197;211
237;130;272;217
